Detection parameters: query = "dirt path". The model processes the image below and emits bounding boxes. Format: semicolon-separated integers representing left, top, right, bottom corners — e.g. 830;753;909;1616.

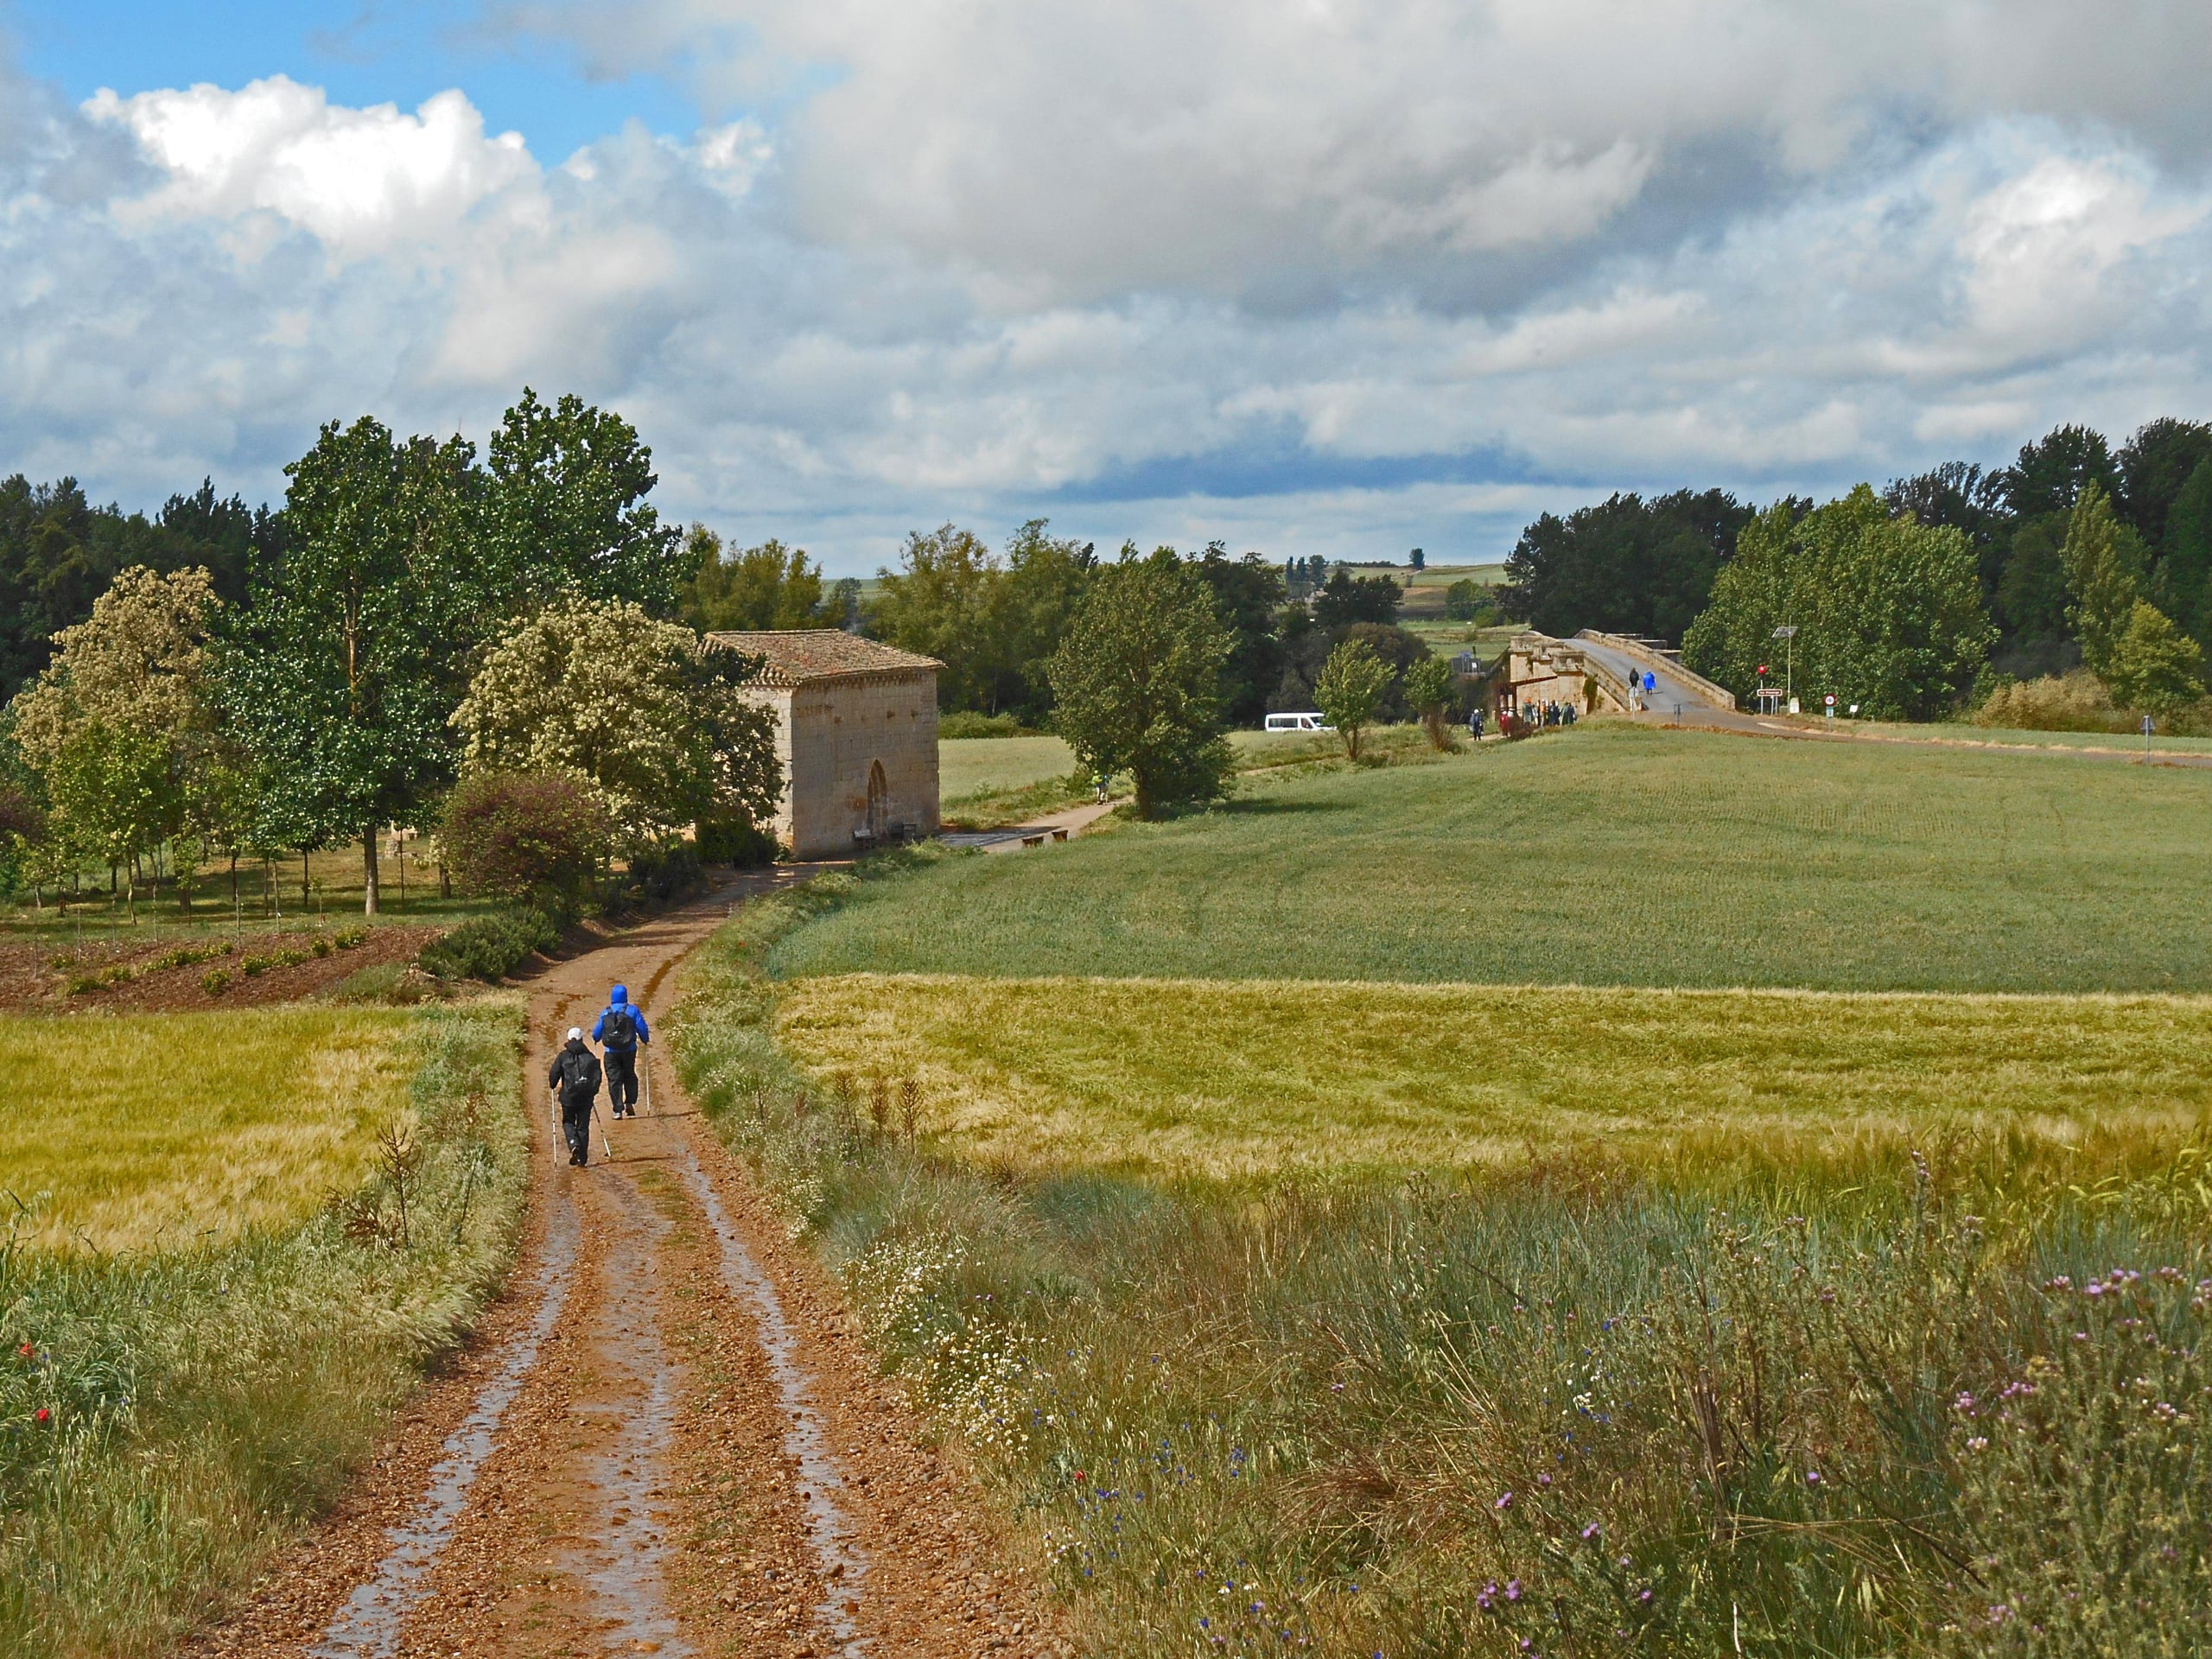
187;879;1060;1659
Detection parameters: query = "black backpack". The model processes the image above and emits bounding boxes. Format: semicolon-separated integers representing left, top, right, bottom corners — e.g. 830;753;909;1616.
603;1007;637;1046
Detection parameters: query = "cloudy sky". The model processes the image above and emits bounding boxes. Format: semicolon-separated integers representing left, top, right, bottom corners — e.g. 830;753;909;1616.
4;1;2210;575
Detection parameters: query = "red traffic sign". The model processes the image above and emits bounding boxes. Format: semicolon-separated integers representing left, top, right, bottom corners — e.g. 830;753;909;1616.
1824;694;1836;706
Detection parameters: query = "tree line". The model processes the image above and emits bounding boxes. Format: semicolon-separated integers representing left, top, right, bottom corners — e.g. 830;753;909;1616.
0;397;1479;898
1500;416;2212;721
0;390;780;915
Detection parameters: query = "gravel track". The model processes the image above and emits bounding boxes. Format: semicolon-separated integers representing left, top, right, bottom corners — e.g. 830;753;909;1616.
184;878;1060;1659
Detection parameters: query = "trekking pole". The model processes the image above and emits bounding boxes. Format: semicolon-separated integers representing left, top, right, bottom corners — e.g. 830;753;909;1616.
641;1050;655;1119
594;1100;614;1165
549;1088;563;1168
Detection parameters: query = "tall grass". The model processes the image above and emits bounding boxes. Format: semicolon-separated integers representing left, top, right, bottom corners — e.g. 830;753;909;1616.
0;1002;528;1657
679;887;2212;1657
769;725;2212;993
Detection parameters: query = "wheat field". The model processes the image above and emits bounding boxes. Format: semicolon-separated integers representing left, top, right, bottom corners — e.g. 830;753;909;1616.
777;972;2212;1179
0;1007;411;1250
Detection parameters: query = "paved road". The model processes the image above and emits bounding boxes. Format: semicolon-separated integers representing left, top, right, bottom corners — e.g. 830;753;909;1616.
1573;637;1739;723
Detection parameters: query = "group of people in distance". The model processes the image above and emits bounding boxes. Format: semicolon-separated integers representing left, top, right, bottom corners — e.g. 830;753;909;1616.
545;983;652;1166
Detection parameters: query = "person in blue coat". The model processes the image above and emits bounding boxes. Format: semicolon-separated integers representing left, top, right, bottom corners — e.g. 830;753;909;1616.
593;984;651;1119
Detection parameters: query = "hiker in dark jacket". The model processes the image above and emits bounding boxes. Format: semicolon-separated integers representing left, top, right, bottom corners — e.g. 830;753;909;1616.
592;983;651;1119
548;1027;603;1166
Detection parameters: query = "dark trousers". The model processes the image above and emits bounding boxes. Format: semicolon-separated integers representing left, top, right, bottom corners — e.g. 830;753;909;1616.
560;1095;595;1161
604;1046;639;1115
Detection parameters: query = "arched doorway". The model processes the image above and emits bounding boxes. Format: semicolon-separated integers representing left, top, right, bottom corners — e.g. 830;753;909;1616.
866;760;889;842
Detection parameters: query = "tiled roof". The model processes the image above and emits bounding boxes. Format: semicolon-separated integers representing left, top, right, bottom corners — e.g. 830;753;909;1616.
706;629;943;687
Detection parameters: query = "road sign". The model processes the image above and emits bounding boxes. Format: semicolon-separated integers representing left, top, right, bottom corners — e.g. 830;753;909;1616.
1824;694;1835;707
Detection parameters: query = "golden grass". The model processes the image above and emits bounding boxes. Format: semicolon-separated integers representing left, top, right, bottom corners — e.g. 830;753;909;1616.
0;1007;412;1250
777;973;2212;1179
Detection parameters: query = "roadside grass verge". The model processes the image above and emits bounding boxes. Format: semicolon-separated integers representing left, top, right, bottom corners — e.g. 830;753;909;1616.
0;1008;412;1251
0;1001;528;1657
770;723;2212;993
677;880;2212;1656
776;973;2211;1183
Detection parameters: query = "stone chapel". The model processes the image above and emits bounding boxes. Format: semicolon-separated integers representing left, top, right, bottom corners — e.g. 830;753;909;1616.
708;630;943;860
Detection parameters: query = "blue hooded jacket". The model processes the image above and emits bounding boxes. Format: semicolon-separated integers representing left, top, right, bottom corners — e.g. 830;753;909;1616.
592;985;650;1051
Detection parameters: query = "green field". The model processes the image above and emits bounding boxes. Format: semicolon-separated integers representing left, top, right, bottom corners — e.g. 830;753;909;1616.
779;973;2210;1179
938;734;1081;801
689;728;2212;1656
782;723;2212;991
2;1008;410;1250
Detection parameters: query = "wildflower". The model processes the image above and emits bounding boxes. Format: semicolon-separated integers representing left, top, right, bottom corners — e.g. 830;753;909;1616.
1986;1605;2012;1625
1537;1472;1552;1486
1639;1588;1653;1604
35;1408;50;1424
1581;1522;1601;1541
16;1343;30;1359
1071;1470;1085;1482
1496;1491;1514;1510
1804;1471;1821;1486
1966;1437;1988;1452
1954;1391;1977;1413
1477;1583;1497;1611
1505;1579;1522;1601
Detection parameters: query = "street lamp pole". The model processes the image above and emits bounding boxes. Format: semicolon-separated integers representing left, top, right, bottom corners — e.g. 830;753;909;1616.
1772;624;1797;709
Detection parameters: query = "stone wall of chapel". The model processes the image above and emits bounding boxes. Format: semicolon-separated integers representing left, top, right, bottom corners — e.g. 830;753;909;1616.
761;671;938;860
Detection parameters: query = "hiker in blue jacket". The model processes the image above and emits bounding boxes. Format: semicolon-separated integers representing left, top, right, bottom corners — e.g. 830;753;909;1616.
593;984;651;1119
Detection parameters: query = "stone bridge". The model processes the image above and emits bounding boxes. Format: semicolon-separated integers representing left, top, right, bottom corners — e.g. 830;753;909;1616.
1497;630;1738;719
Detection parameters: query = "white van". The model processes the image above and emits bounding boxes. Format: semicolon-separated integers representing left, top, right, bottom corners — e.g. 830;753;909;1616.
1264;711;1334;732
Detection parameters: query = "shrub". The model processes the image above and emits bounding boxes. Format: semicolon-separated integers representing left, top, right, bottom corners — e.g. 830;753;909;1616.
1976;671;2137;733
200;968;231;995
696;815;780;869
440;771;608;906
626;841;703;901
417;908;558;982
938;710;1024;739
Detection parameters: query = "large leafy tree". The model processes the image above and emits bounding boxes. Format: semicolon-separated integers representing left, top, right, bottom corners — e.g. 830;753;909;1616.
2060;482;2152;680
868;524;1006;711
1885;462;2011;618
5;565;222;906
2117;418;2212;551
993;520;1096;717
868;519;1095;718
679;530;826;631
1683;486;1993;720
1311;568;1402;628
452;595;780;854
2158;457;2212;647
1313;639;1394;760
224;419;479;913
1048;551;1233;818
1504;489;1751;643
0;474;280;700
480;387;688;619
1191;544;1286;725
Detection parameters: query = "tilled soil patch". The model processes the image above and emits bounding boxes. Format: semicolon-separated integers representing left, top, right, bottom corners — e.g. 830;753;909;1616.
0;926;438;1014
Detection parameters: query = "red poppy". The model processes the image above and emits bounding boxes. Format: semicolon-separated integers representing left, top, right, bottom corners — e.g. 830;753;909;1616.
16;1343;30;1359
35;1408;50;1423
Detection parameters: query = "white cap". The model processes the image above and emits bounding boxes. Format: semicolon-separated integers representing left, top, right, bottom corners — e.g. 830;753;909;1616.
567;1027;583;1042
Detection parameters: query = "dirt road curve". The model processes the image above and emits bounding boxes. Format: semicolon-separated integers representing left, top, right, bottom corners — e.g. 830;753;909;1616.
188;879;1058;1659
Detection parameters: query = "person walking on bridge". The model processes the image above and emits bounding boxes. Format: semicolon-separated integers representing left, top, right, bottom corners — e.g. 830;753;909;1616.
548;1027;603;1166
594;983;651;1120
